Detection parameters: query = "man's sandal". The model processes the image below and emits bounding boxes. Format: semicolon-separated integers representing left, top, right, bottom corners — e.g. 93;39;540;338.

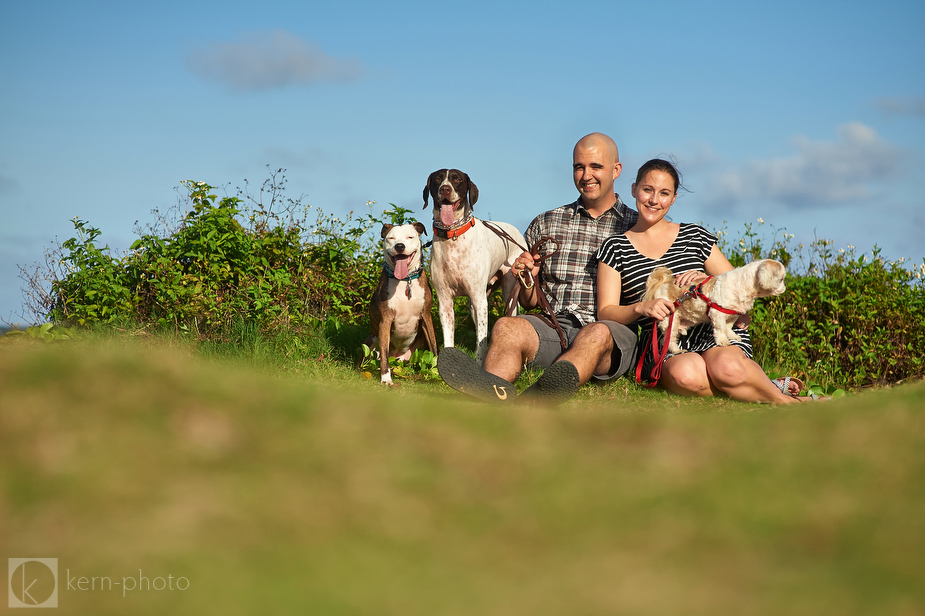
437;347;518;403
519;360;580;406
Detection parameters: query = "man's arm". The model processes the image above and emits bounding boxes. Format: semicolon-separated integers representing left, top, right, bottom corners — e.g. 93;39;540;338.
513;251;541;310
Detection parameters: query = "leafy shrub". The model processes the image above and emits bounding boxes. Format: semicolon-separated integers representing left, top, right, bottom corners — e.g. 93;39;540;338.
716;220;925;390
21;170;407;341
1;323;75;343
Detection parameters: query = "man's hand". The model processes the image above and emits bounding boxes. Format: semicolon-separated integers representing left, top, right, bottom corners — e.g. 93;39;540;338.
513;251;541;280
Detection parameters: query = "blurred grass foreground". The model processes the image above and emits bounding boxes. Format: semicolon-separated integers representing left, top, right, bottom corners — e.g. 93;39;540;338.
2;339;924;615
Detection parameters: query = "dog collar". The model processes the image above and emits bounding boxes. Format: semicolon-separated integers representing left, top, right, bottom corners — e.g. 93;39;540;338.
383;263;423;299
383;263;423;282
433;215;476;239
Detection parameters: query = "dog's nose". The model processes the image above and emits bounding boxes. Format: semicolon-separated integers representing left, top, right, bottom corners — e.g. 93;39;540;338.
395;243;405;253
439;185;452;196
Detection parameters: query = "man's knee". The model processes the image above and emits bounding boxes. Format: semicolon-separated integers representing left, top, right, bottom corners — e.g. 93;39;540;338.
492;316;533;342
488;316;540;358
572;321;614;352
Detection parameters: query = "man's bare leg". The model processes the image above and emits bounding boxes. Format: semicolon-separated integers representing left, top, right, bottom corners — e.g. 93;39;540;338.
482;316;541;383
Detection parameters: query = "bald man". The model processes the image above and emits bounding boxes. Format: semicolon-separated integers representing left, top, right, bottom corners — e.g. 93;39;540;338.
438;133;640;404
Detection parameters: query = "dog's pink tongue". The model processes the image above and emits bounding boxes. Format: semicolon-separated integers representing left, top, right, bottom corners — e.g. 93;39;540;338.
440;203;456;226
394;256;409;280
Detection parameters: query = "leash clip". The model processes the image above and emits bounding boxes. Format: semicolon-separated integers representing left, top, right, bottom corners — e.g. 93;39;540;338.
675;284;699;306
516;269;534;290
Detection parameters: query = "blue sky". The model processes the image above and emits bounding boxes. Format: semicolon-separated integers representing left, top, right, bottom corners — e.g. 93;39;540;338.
2;0;924;325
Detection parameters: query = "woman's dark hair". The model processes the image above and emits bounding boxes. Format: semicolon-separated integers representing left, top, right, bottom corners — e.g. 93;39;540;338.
634;158;685;193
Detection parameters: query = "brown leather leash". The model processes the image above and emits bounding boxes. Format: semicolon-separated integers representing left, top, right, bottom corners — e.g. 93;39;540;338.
481;221;568;351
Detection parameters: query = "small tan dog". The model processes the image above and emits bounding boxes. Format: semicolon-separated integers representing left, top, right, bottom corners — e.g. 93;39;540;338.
644;259;787;354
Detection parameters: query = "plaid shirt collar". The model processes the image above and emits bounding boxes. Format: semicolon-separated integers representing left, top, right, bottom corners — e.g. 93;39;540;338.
566;194;632;222
527;193;637;326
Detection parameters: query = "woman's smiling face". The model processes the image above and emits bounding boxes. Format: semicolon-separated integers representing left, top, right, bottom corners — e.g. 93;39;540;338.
631;169;678;224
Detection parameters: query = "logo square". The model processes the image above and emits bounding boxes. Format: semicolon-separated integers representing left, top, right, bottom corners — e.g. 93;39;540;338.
8;558;58;608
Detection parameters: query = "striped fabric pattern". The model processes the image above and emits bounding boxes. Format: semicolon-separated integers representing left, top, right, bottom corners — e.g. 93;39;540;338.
596;223;753;379
596;223;716;325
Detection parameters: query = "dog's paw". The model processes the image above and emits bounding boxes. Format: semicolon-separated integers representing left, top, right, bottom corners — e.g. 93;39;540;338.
728;331;742;343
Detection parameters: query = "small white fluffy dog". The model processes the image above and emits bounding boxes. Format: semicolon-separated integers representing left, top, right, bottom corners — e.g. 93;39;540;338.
643;259;787;354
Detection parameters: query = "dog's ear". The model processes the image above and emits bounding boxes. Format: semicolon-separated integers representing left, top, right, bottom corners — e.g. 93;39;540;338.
755;259;786;289
380;223;394;239
466;174;479;208
423;172;434;209
413;221;427;237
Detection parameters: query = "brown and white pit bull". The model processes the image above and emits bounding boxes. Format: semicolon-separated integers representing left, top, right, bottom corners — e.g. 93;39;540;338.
423;169;526;363
366;222;438;385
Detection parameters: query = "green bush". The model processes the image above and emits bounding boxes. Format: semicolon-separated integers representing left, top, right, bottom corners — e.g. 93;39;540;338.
26;171;401;339
716;220;925;390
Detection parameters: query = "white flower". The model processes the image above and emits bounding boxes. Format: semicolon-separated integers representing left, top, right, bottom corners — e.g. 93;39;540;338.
757;217;764;224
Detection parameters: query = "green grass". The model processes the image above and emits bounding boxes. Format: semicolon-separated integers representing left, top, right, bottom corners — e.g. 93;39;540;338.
1;336;924;615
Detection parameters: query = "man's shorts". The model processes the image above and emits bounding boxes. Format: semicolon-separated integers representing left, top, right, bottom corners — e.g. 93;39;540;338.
521;314;637;381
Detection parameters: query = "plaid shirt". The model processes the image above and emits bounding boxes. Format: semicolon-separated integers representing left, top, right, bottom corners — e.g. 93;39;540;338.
524;195;638;326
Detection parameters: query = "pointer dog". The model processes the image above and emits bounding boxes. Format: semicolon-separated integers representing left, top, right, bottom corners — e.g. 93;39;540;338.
423;169;526;362
643;259;787;354
366;222;438;385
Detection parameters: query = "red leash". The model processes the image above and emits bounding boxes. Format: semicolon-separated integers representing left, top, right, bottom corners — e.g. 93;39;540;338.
634;276;740;387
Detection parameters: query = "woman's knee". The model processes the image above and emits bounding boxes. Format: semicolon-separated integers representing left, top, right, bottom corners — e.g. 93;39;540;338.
705;351;749;388
663;356;712;396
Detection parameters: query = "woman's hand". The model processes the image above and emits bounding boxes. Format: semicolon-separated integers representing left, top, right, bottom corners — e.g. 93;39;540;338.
636;298;675;321
674;270;708;288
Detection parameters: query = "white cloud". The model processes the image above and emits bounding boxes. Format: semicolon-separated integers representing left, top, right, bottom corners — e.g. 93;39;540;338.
875;96;925;117
186;30;364;92
704;123;908;210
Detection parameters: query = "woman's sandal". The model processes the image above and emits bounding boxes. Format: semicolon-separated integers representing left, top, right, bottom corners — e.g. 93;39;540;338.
772;376;821;401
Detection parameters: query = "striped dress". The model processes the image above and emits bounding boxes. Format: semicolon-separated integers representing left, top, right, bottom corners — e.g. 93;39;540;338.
595;223;752;381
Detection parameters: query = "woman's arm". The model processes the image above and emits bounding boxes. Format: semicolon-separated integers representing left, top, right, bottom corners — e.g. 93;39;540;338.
597;261;675;324
704;243;734;276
